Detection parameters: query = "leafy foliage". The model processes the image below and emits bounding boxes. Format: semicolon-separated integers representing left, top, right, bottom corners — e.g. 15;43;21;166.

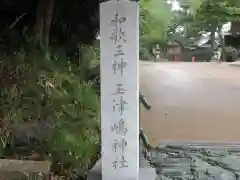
193;0;240;30
0;0;102;178
140;0;173;59
166;0;240;57
0;0;99;50
52;0;99;45
140;0;172;41
168;0;240;35
0;46;100;176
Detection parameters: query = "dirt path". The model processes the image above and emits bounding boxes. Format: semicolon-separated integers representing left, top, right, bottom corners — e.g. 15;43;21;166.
140;62;240;146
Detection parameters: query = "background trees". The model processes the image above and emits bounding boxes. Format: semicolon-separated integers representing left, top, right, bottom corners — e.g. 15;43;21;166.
0;0;99;51
168;0;240;46
140;0;173;59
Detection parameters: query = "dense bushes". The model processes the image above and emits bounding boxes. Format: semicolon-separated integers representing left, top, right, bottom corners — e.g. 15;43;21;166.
224;46;238;62
139;47;152;60
0;45;101;177
0;0;101;178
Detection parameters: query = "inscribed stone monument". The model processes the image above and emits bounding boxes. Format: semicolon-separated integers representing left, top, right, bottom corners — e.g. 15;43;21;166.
100;0;139;179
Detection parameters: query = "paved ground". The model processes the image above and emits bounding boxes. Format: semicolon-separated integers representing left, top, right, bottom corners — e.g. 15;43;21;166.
140;61;240;146
89;61;240;180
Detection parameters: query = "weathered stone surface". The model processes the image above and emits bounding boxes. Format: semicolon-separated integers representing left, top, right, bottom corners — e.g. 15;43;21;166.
148;141;240;180
0;159;51;180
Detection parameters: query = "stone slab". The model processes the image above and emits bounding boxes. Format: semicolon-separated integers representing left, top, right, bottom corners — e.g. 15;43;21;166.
151;141;240;180
0;159;51;180
0;159;51;172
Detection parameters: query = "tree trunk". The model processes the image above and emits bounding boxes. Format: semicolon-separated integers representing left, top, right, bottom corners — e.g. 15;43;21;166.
35;0;55;47
209;24;217;61
210;26;216;52
183;8;188;38
217;26;225;61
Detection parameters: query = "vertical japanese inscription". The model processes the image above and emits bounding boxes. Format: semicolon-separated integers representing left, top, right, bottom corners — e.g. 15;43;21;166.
110;12;127;76
109;12;126;45
111;84;128;169
101;0;139;178
109;8;129;169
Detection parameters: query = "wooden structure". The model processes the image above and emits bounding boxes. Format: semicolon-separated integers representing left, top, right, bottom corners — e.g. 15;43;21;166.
166;40;183;61
231;22;240;35
222;22;240;61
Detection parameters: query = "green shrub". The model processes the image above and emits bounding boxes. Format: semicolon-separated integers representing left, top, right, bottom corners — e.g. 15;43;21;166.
140;47;151;60
44;72;100;169
0;47;100;175
224;46;238;61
